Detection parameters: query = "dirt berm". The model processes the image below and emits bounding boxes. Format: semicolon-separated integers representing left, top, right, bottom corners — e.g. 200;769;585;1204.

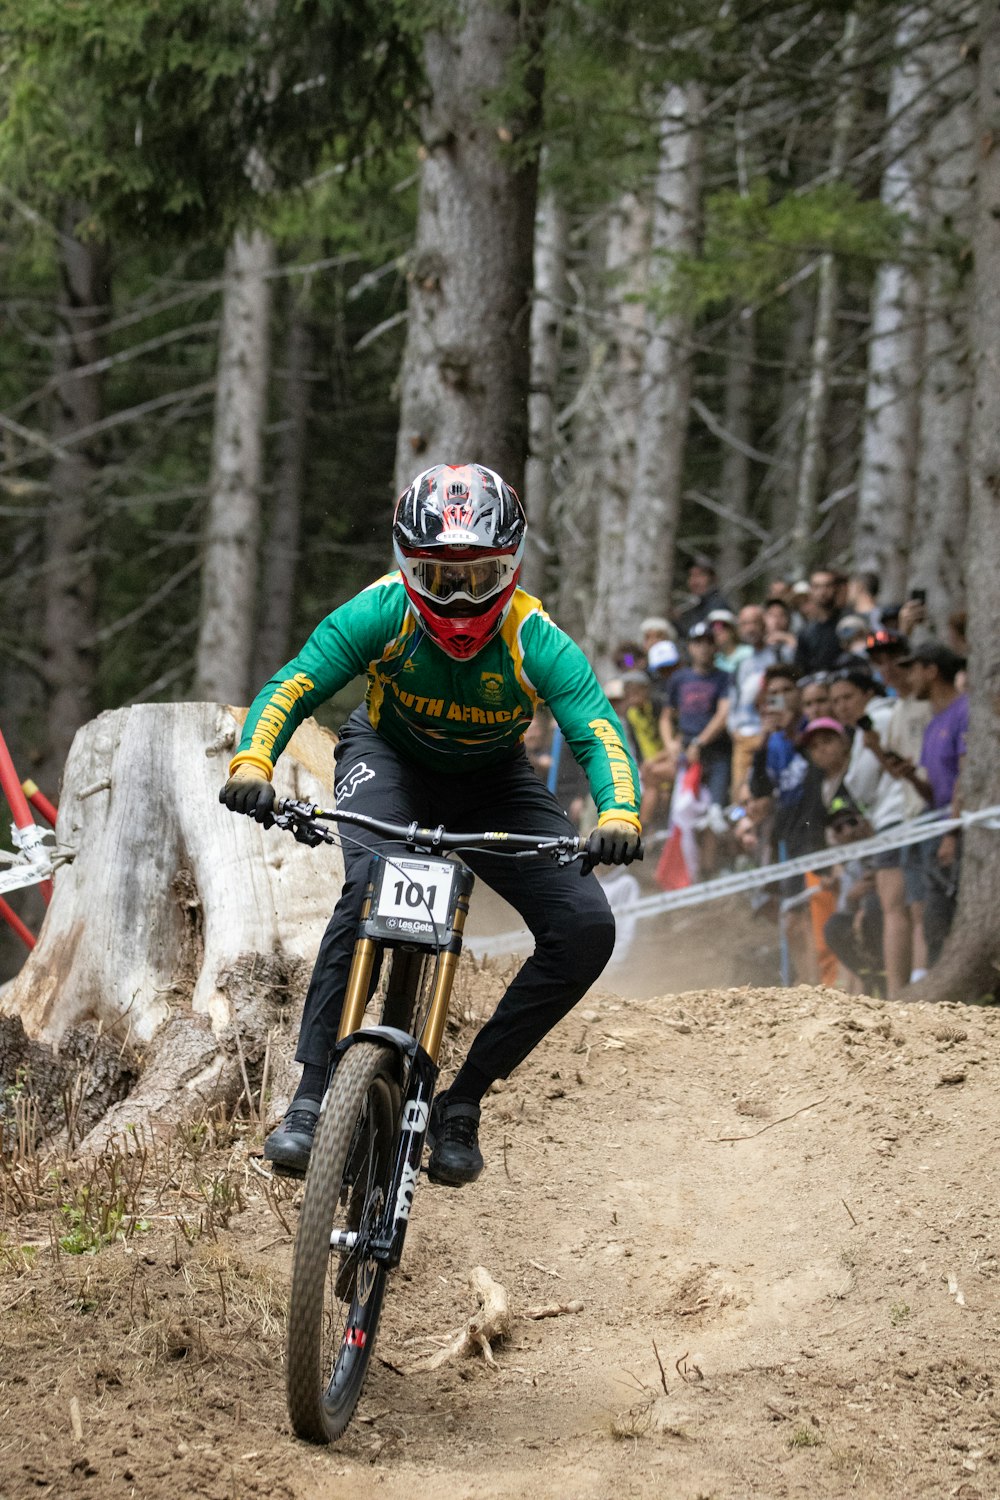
2;982;999;1499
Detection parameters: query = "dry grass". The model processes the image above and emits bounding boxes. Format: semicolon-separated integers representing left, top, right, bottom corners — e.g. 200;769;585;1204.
1;1067;298;1263
1;1072;298;1416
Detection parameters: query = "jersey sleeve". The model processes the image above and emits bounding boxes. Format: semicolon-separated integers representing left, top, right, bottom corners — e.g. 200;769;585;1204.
229;579;402;777
520;611;642;828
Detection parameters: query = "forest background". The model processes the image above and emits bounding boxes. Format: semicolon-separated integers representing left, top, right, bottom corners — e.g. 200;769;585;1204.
0;0;998;999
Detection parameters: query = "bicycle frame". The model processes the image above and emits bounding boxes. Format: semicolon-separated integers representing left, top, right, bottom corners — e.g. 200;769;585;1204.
272;798;580;1273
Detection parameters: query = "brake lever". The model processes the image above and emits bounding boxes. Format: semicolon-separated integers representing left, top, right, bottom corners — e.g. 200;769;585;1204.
291;821;327;847
272;807;330;846
513;839;582;868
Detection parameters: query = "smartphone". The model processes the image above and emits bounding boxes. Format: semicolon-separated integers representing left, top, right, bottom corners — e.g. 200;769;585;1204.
857;713;874;732
909;588;927;606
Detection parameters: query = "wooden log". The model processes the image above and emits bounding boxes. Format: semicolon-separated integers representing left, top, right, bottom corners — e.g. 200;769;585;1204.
414;1267;513;1371
0;703;342;1143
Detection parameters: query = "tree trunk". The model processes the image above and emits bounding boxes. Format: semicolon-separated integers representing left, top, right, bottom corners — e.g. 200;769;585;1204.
42;207;108;791
789;255;840;575
256;297;312;678
916;0;1000;1003
790;13;859;576
551;218;607;641
193;227;276;704
0;703;341;1145
909;17;976;633
760;276;813;557
622;82;704;637
522;183;569;597
716;311;756;592
853;7;935;602
584;193;650;669
393;0;547;500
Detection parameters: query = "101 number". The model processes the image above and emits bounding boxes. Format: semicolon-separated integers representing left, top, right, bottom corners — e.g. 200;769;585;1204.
393;879;436;911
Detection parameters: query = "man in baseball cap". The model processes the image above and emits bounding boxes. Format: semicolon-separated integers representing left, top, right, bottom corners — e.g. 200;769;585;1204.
896;640;965;678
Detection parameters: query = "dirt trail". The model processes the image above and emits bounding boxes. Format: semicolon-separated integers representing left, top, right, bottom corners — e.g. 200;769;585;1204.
3;983;1000;1500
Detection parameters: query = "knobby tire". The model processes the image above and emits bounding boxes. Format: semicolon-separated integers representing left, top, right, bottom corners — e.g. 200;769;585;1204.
286;1042;400;1442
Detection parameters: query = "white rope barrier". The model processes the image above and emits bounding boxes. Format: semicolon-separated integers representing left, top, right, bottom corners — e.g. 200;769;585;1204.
0;829;58;896
467;804;1000;958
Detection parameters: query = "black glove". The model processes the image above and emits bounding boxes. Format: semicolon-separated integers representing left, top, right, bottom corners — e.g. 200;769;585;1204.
580;818;643;876
219;765;276;828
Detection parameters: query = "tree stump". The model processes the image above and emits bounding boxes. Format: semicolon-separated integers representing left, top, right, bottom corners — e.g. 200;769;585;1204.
0;702;343;1147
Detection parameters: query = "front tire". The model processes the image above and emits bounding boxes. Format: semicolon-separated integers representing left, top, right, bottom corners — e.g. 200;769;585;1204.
286;1042;400;1442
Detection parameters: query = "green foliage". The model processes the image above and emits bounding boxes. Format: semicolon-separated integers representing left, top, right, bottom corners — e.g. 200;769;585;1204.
0;0;422;239
538;0;861;209
539;0;705;206
0;1236;38;1274
659;179;904;315
58;1184;143;1254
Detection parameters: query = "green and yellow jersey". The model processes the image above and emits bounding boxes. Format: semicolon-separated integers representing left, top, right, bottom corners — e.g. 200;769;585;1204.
231;574;641;828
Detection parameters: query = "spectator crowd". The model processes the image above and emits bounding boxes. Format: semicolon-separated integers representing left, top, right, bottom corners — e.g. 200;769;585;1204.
527;558;970;998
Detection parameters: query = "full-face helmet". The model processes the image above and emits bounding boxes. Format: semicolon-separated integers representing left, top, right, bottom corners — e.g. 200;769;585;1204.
392;463;526;659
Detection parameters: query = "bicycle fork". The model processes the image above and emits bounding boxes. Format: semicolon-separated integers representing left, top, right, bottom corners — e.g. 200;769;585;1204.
331;860;473;1271
369;1046;438;1269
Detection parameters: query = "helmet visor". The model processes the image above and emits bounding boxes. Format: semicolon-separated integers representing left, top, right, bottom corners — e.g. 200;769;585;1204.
410;557;510;603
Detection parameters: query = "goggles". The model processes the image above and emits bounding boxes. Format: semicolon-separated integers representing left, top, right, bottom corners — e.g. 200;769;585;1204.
404;554;516;604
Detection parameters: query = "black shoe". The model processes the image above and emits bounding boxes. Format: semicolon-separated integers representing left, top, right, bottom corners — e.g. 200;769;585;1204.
427;1096;484;1187
264;1097;321;1176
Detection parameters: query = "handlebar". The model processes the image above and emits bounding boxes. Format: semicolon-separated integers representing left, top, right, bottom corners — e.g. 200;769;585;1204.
272;798;584;865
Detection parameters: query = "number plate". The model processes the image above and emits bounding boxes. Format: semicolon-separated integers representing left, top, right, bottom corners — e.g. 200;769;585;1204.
371;856;457;941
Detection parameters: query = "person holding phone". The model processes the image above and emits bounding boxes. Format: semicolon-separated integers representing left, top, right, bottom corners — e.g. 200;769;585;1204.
905;641;968;965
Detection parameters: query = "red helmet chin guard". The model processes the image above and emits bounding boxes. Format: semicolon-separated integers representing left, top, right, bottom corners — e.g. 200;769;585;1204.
400;571;520;659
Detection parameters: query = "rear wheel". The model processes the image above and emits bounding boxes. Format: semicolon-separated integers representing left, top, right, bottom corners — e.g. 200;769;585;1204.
286;1042;400;1442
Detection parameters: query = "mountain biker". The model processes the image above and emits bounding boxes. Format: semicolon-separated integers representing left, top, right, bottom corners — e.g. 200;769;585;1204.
220;463;642;1186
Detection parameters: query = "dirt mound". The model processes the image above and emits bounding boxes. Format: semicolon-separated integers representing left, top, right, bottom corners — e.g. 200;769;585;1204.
2;984;999;1500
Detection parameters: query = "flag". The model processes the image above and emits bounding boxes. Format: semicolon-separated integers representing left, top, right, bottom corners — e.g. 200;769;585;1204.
656;762;707;890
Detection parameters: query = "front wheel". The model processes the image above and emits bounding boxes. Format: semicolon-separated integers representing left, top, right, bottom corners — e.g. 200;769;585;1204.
286;1042;400;1442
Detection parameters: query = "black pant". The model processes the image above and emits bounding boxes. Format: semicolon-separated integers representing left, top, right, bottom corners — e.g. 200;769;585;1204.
824;894;885;995
295;711;616;1085
921;834;960;966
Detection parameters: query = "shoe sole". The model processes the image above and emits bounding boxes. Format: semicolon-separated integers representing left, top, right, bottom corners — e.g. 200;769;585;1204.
270;1159;308;1179
426;1156;484;1188
264;1140;313;1177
